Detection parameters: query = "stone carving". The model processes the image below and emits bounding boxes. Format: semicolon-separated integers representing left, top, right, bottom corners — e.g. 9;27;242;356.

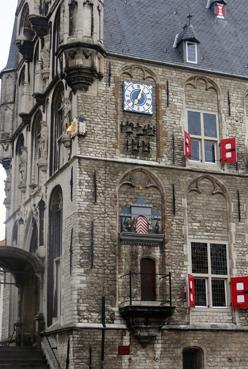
18;147;28;188
188;175;225;196
121;65;156;83
64;97;72;129
38;121;48;162
1;158;12;208
121;119;156;155
185;75;218;92
40;45;50;81
62;46;104;92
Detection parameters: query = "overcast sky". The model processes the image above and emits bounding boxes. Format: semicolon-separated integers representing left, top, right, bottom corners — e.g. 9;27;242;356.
0;1;17;240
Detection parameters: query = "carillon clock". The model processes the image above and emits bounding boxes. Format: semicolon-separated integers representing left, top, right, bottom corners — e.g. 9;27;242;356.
123;81;153;115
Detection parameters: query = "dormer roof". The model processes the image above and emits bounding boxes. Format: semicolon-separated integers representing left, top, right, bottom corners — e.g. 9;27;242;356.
174;24;200;48
206;0;226;8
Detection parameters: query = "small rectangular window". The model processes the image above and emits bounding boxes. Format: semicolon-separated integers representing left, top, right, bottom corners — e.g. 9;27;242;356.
188;111;218;164
186;42;198;64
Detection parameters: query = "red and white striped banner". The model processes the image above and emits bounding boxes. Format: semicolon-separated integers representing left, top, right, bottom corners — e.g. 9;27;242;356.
136;215;149;234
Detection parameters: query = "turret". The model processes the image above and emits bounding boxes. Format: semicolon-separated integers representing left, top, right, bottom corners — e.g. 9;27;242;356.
57;0;105;92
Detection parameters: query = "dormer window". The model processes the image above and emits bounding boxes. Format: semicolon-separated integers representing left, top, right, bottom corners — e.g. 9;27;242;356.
173;17;200;66
215;3;225;18
186;42;198;64
206;0;226;19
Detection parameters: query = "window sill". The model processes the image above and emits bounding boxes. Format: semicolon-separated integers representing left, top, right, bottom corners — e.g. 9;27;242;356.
192;306;230;311
186;160;220;172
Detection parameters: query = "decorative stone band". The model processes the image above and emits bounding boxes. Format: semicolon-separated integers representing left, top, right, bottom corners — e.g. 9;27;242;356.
119;232;164;246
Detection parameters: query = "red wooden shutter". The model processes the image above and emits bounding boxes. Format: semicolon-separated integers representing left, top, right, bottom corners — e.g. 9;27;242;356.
220;138;237;163
184;131;192;159
231;277;248;309
188;274;195;307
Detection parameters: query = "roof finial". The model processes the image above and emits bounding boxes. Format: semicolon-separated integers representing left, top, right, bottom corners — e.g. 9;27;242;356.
187;13;193;26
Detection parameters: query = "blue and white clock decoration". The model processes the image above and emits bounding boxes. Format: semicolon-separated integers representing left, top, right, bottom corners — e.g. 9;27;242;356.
123;81;153;115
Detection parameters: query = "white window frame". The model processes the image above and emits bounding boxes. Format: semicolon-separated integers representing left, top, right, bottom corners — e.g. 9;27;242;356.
187;109;219;164
186;41;198;64
189;240;229;308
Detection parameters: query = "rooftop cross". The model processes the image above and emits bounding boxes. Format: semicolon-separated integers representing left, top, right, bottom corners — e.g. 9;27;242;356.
187;13;193;25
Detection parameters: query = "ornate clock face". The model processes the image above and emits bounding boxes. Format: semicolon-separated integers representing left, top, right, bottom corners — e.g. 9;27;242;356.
123;81;153;115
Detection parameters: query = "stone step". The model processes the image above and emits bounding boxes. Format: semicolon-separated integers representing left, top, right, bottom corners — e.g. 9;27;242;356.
0;347;48;369
0;363;48;368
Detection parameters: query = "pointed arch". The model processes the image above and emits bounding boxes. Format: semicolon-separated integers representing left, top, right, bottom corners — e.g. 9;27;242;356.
50;83;65;175
18;3;35;41
118;168;164;237
47;185;63;326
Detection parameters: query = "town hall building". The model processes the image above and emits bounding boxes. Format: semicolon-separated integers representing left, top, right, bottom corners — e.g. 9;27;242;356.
0;0;248;368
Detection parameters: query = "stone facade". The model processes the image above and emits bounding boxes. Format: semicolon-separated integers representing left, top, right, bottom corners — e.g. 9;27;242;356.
1;0;248;368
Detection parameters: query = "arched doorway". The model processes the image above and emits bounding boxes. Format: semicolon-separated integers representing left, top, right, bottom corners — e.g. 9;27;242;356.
0;246;43;345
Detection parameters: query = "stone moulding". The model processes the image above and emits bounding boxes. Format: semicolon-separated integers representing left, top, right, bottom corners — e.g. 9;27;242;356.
16;39;35;62
33;92;46;107
119;232;164;246
58;42;105;92
119;304;175;345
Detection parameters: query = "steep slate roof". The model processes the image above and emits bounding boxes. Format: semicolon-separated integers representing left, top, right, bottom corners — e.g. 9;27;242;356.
1;17;17;73
104;0;248;78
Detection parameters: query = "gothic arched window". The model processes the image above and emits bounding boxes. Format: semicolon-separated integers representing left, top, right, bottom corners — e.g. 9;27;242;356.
31;111;42;187
52;7;61;77
18;67;25;116
183;347;204;369
12;221;18;247
33;43;40;93
19;4;34;41
50;84;64;175
30;218;38;254
47;186;63;326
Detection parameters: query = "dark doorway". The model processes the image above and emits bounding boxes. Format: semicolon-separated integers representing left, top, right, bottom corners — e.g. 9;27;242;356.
183;347;204;369
140;258;156;301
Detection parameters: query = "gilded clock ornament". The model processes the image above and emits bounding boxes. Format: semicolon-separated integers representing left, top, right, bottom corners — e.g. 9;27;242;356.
123;81;153;115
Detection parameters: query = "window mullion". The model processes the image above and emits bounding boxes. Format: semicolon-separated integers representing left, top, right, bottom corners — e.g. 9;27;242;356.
207;242;212;307
201;113;205;163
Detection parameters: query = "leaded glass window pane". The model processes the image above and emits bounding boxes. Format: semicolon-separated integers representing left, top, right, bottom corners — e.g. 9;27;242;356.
204;113;217;137
212;279;226;307
191;243;208;273
210;244;227;275
188;111;201;135
191;139;201;161
195;279;207;307
204;141;216;163
187;43;197;63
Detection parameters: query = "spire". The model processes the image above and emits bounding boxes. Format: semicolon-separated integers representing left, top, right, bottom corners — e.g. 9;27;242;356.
1;17;17;74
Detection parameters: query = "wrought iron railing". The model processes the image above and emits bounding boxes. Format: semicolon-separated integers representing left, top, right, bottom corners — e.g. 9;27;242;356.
119;272;172;306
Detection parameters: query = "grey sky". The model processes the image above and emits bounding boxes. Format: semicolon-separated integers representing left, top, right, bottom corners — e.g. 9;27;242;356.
0;1;17;240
